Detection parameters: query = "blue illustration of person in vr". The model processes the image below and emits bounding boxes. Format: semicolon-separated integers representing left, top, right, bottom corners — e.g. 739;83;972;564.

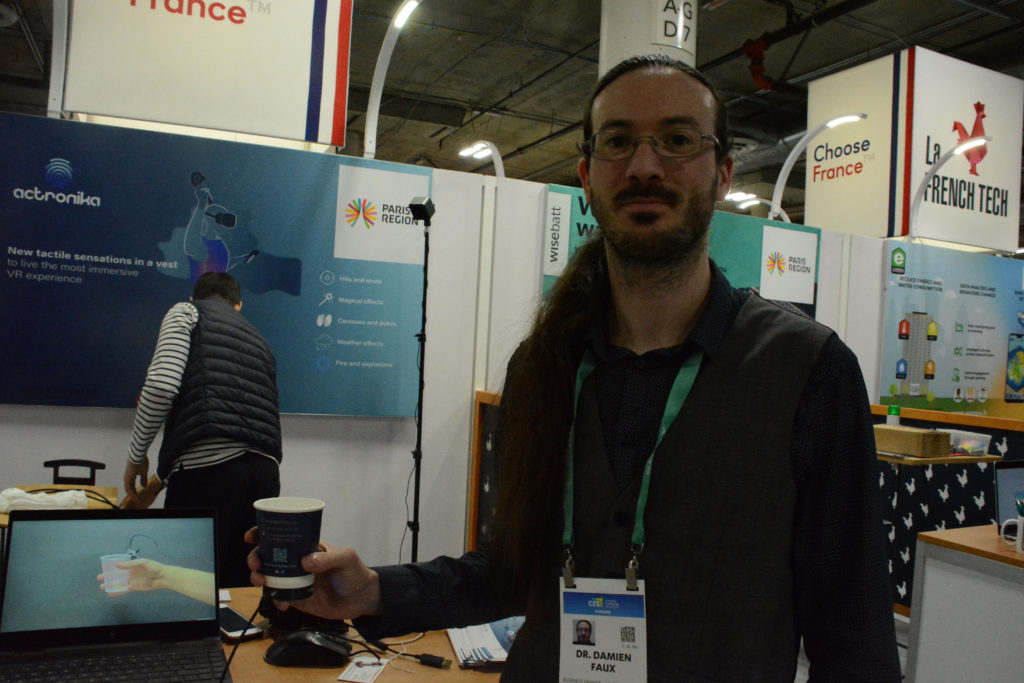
184;171;259;285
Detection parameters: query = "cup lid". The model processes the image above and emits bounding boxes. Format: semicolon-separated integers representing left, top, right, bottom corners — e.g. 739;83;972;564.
253;497;325;513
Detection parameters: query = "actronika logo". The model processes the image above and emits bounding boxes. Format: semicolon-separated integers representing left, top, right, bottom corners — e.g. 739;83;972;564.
45;158;73;189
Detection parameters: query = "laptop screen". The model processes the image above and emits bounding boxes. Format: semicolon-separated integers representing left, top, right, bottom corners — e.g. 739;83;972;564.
994;461;1024;530
0;508;220;651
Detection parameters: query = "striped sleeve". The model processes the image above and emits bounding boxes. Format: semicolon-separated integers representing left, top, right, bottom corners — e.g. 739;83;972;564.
128;302;198;464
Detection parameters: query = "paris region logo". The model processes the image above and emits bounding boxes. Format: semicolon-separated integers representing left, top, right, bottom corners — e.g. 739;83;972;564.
346;198;378;229
766;251;786;276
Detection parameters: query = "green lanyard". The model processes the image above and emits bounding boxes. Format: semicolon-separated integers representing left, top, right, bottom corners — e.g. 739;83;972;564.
561;346;702;586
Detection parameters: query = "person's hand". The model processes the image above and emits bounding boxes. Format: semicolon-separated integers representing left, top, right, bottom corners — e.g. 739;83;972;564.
120;475;163;509
122;459;149;506
245;528;381;621
97;558;165;595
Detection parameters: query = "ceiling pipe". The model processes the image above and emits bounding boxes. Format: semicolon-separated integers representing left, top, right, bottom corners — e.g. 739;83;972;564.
9;0;45;76
699;0;884;73
439;39;597;148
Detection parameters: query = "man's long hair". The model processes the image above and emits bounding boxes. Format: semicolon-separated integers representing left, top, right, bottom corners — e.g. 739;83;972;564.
488;236;610;605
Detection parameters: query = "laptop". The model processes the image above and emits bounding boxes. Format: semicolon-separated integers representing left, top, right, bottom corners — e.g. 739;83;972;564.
994;460;1024;532
0;507;231;682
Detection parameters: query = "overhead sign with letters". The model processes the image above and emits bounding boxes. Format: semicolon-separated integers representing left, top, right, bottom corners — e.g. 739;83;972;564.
598;0;697;72
62;0;353;145
805;47;1023;251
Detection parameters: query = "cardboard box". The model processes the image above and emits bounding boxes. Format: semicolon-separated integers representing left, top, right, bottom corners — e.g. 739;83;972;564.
873;424;951;457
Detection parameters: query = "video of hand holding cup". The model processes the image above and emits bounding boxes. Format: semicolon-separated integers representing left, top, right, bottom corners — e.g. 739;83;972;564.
99;553;133;594
253;497;325;600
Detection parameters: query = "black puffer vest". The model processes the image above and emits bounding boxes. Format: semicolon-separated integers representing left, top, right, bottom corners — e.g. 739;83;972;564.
157;297;282;480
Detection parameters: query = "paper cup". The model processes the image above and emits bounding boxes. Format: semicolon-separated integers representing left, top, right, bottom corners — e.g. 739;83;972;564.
254;497;325;601
100;553;132;594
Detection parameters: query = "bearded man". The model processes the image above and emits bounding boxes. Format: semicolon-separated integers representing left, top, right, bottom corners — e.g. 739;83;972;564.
248;55;900;682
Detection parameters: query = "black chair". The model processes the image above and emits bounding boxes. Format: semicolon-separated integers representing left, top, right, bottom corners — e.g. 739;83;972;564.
43;459;106;486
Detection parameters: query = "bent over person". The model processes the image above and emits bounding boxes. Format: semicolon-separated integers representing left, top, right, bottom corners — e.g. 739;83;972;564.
248;55;900;681
126;271;281;588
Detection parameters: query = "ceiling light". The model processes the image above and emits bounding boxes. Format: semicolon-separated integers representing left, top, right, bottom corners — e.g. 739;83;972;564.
364;0;423;159
725;191;755;202
953;137;988;156
826;113;866;128
458;140;504;177
459;142;487;157
393;0;419;28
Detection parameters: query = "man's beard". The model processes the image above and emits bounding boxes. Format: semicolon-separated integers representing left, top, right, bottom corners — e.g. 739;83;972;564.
591;177;718;267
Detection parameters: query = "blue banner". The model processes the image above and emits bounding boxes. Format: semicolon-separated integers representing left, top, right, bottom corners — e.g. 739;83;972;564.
562;591;646;619
1;112;430;416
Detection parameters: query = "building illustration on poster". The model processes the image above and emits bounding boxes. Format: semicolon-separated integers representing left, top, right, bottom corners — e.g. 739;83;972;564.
893;311;936;398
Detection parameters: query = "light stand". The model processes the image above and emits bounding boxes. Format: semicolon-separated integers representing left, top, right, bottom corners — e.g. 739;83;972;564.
407;196;435;562
364;1;421;159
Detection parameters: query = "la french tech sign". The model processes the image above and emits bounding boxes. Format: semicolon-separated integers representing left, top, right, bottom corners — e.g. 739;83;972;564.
129;0;248;24
918;100;1009;219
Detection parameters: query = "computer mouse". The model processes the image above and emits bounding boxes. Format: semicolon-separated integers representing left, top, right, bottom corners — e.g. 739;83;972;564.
263;629;353;668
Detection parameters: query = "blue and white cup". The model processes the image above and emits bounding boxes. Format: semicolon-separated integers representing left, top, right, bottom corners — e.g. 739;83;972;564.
254;497;325;600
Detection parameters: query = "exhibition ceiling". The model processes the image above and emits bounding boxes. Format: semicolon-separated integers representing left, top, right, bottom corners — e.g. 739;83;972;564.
1;0;1021;232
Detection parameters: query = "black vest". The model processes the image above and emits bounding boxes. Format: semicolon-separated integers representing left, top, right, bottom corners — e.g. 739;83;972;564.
502;294;831;682
157;297;282;480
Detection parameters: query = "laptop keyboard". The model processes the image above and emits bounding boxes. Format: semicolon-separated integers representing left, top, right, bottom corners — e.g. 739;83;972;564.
0;639;231;683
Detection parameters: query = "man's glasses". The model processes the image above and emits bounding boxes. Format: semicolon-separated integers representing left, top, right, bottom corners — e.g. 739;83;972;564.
579;127;720;161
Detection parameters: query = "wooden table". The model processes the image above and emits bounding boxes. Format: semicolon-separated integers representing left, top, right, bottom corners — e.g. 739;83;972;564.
905;525;1024;682
222;587;501;681
876;452;1002;466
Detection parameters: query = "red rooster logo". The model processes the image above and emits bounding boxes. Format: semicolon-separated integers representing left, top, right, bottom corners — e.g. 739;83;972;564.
951;101;987;176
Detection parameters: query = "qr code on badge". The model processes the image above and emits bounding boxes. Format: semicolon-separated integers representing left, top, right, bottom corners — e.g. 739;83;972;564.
620;625;635;643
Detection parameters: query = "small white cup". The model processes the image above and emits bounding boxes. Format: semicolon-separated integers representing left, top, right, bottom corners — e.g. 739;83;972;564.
1000;517;1024;554
100;553;132;593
